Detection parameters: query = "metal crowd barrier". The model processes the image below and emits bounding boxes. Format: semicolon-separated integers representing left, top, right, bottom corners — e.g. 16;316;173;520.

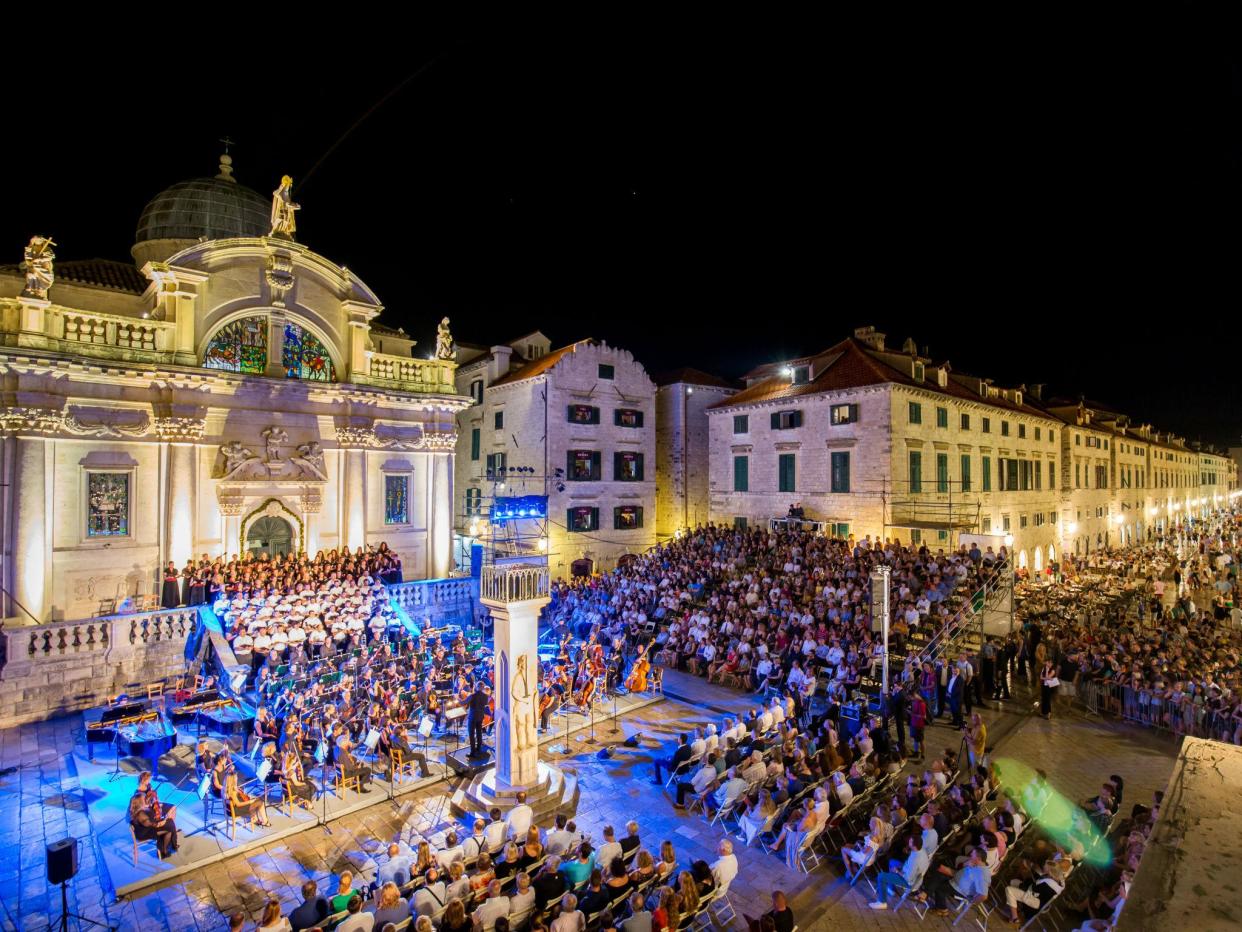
1074;676;1239;744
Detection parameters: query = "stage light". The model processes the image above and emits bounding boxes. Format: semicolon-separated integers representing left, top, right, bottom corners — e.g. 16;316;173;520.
537;538;548;552
1003;534;1014;547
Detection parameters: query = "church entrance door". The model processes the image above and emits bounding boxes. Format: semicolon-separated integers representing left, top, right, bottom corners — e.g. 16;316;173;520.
246;516;294;558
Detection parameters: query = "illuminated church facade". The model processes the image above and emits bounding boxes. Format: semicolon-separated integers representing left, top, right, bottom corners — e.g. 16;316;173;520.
0;154;467;625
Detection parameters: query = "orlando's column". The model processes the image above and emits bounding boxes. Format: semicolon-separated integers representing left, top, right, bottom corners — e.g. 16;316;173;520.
480;560;549;789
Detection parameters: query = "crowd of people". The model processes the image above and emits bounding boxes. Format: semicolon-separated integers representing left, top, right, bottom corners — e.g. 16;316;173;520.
1016;516;1242;745
236;797;786;932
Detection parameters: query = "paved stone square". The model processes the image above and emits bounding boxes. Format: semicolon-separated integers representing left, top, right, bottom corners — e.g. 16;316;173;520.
0;672;1180;931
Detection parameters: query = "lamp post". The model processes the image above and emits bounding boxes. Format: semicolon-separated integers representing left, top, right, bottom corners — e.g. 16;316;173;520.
870;565;891;710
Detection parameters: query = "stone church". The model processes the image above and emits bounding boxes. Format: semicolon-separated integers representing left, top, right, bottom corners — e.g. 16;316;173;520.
0;154;467;625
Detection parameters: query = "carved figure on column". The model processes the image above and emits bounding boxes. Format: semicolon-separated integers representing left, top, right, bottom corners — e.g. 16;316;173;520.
269;175;300;239
436;317;455;360
262;426;288;463
21;235;56;299
512;654;536;752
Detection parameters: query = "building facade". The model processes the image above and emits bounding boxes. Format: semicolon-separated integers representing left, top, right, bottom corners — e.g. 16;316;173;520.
0;156;466;624
654;369;736;539
707;326;1236;569
455;338;656;577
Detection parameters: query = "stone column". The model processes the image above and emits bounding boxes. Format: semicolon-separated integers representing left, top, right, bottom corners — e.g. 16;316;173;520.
480;563;550;790
335;427;373;552
300;485;323;555
430;451;453;579
10;434;48;623
157;417;205;569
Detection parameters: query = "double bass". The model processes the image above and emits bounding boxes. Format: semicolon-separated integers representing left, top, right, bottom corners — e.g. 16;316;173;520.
626;648;651;693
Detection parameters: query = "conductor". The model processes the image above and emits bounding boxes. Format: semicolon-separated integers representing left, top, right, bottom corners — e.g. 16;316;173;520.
467;682;491;758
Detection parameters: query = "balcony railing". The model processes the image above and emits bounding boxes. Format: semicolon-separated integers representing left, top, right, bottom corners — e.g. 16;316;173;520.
481;562;550;604
0;301;179;362
5;606;199;665
359;352;457;394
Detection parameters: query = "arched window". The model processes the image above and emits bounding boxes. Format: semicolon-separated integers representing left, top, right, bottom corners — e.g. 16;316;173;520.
203;315;267;373
203;316;336;381
282;321;336;382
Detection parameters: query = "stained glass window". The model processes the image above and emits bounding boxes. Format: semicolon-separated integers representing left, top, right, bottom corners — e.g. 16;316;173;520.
282;322;336;381
203;316;268;373
384;474;409;525
87;472;130;537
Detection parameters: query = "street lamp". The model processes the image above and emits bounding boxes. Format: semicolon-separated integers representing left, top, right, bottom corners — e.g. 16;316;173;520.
869;565;892;707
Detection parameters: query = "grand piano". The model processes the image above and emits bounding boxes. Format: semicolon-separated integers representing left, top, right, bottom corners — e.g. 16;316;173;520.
170;689;257;750
84;700;177;762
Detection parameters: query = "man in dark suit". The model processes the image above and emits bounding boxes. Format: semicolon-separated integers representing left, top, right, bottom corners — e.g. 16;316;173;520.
289;879;329;932
652;733;692;784
946;668;965;727
467;682;490;757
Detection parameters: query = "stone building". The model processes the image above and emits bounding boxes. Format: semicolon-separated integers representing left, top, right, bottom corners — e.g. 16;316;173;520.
0;154;466;625
455;337;656;577
707;326;1236;571
654;369;736;539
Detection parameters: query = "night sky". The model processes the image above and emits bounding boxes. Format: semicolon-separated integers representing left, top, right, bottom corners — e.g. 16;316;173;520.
3;39;1236;445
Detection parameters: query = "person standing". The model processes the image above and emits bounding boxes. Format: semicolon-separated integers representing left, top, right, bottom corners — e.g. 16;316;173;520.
889;683;909;759
468;681;491;757
1039;660;1058;720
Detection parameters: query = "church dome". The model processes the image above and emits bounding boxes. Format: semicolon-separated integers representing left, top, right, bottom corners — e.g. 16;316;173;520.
131;153;269;265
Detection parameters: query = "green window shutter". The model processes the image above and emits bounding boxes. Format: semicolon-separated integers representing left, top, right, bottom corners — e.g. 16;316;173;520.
733;455;749;492
470;428;480;461
982;456;991;491
779;453;796;492
849;403;859;423
733;415;748;433
937;453;949;492
831;451;850;493
590;507;599;530
792;410;803;428
909;451;922;493
771;412;781;430
960;454;971;491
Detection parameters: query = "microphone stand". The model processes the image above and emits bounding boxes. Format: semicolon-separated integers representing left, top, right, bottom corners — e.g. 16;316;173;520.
318;703;333;835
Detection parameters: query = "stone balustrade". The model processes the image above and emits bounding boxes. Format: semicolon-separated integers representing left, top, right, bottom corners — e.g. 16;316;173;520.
48;306;176;360
361;351;457;394
388;576;478;621
0;607;198;728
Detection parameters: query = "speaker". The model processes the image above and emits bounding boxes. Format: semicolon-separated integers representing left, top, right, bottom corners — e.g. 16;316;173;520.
595;748;612;760
623;733;641;748
46;838;78;885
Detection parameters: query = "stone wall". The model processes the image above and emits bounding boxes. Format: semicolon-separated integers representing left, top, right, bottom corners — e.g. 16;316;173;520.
0;607;198;728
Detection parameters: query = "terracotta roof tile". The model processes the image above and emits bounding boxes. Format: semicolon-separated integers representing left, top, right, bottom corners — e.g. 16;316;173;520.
489;339;595;387
1;258;148;295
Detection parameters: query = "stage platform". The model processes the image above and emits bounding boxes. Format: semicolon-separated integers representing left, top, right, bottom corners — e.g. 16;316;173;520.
89;685;664;898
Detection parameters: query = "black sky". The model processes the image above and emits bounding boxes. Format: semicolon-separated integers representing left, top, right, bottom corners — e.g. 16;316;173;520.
3;35;1237;444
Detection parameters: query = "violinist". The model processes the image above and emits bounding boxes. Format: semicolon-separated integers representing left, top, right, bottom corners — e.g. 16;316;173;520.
335;731;374;793
282;744;318;808
254;707;280;747
380;718;432;778
130;770;179;857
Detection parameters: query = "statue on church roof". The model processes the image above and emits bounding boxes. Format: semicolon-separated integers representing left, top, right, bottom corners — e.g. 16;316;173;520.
436;316;456;360
21;235;56;299
269;175;300;239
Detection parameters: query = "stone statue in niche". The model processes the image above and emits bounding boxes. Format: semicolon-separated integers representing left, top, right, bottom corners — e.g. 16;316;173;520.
512;653;536;752
21;235;56;299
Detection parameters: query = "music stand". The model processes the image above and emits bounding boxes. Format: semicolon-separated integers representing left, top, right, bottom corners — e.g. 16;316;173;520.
188;770;221;838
